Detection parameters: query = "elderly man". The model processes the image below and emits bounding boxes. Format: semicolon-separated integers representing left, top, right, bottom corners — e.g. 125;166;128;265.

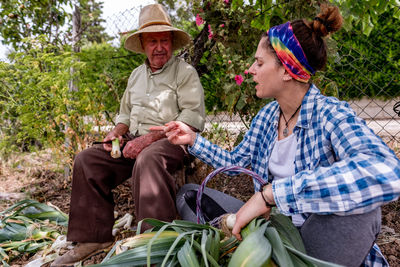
52;4;205;266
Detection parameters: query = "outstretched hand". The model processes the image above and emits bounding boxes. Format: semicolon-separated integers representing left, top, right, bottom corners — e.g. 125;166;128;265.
150;121;197;146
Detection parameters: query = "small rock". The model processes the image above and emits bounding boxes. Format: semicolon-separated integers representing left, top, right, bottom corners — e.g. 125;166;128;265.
0;192;25;200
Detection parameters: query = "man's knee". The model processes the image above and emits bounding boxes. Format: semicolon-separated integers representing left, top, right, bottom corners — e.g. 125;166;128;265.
74;147;99;167
134;147;158;170
136;139;185;167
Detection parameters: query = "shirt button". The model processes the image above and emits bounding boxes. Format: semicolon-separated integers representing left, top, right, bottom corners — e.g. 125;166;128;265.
138;123;142;126
146;93;150;96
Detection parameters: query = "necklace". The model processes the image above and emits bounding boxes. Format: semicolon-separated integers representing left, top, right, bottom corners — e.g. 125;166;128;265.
280;104;301;137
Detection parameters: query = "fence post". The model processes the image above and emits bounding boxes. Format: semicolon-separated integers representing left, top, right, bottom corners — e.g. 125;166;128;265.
64;4;81;180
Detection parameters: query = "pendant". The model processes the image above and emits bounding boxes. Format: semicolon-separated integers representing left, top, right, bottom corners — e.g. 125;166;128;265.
283;127;289;137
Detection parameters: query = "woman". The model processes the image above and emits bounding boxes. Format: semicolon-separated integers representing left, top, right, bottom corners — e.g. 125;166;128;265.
151;5;400;266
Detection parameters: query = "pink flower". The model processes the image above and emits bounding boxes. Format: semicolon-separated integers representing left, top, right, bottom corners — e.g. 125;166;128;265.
208;24;213;40
224;0;229;3
235;75;244;86
228;60;232;64
220;23;225;28
196;14;204;26
244;69;249;74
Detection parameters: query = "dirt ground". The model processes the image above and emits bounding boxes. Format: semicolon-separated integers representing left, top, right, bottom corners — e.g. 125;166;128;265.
1;144;400;266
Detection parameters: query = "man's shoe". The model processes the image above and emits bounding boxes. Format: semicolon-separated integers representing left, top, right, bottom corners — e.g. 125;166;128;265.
51;241;113;266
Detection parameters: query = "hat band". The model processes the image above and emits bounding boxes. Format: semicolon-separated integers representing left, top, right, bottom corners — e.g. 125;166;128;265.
139;21;172;30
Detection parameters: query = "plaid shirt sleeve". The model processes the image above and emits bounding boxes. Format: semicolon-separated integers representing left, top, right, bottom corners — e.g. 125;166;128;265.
273;98;400;216
362;244;389;267
189;104;276;177
189;123;255;173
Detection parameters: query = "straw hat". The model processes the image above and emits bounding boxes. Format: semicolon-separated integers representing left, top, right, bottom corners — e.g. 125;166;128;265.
124;4;191;53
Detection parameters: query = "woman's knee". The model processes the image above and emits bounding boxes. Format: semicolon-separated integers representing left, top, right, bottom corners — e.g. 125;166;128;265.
300;209;381;266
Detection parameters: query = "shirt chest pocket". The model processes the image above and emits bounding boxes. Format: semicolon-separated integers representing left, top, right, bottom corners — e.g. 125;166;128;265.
153;88;179;121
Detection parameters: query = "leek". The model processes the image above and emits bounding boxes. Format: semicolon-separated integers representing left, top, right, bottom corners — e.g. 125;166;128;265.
111;139;121;158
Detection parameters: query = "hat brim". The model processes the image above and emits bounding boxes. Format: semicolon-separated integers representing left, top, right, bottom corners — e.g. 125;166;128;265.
124;25;191;53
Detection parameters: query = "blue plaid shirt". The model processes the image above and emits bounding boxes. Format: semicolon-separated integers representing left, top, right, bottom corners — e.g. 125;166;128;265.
189;85;399;266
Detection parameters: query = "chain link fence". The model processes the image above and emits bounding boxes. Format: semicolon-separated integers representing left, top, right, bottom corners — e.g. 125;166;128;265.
103;5;400;147
103;6;141;45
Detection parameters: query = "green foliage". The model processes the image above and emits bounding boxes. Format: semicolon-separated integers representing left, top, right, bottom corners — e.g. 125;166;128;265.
79;0;111;44
0;36;145;157
0;36;75;155
319;7;400;99
77;42;145;116
0;0;111;53
203;123;233;149
0;0;72;51
190;0;272;122
331;0;400;35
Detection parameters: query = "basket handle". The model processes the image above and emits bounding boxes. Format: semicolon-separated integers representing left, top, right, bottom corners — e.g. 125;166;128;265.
196;166;265;224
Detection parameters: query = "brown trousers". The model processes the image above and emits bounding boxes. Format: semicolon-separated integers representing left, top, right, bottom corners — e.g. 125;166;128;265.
67;138;187;243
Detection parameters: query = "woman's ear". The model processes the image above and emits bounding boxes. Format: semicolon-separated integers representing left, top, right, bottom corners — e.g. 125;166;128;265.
282;69;293;82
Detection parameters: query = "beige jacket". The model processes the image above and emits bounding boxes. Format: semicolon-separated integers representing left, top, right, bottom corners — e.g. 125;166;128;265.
116;56;206;135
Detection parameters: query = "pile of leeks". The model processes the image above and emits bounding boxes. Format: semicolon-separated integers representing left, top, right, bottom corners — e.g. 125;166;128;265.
1;200;345;266
93;210;343;267
0;199;68;266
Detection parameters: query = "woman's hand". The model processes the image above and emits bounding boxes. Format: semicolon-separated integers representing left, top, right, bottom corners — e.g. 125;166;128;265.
232;192;271;240
150;121;197;146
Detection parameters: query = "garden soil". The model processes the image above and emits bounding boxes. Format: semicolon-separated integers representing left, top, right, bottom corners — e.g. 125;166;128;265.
1;147;399;266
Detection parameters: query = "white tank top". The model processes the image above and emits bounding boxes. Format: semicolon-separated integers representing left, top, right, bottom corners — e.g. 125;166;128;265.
269;134;305;227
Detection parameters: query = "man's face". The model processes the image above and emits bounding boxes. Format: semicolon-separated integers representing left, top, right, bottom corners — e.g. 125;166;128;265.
142;32;173;71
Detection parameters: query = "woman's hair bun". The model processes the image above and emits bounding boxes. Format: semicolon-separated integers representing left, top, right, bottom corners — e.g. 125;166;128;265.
311;4;343;37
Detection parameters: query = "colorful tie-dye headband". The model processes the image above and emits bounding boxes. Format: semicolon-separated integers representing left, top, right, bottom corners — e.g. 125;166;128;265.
268;22;315;83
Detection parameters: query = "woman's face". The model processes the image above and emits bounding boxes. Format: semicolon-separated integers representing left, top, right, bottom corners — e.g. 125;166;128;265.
249;37;286;99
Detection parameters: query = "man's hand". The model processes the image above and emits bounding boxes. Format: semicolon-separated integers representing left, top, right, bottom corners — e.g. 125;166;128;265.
122;131;165;159
103;132;123;152
122;135;148;159
103;124;129;151
150;121;197;146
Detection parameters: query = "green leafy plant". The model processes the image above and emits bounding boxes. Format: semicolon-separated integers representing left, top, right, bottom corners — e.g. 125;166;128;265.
91;212;342;267
0;36;145;158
